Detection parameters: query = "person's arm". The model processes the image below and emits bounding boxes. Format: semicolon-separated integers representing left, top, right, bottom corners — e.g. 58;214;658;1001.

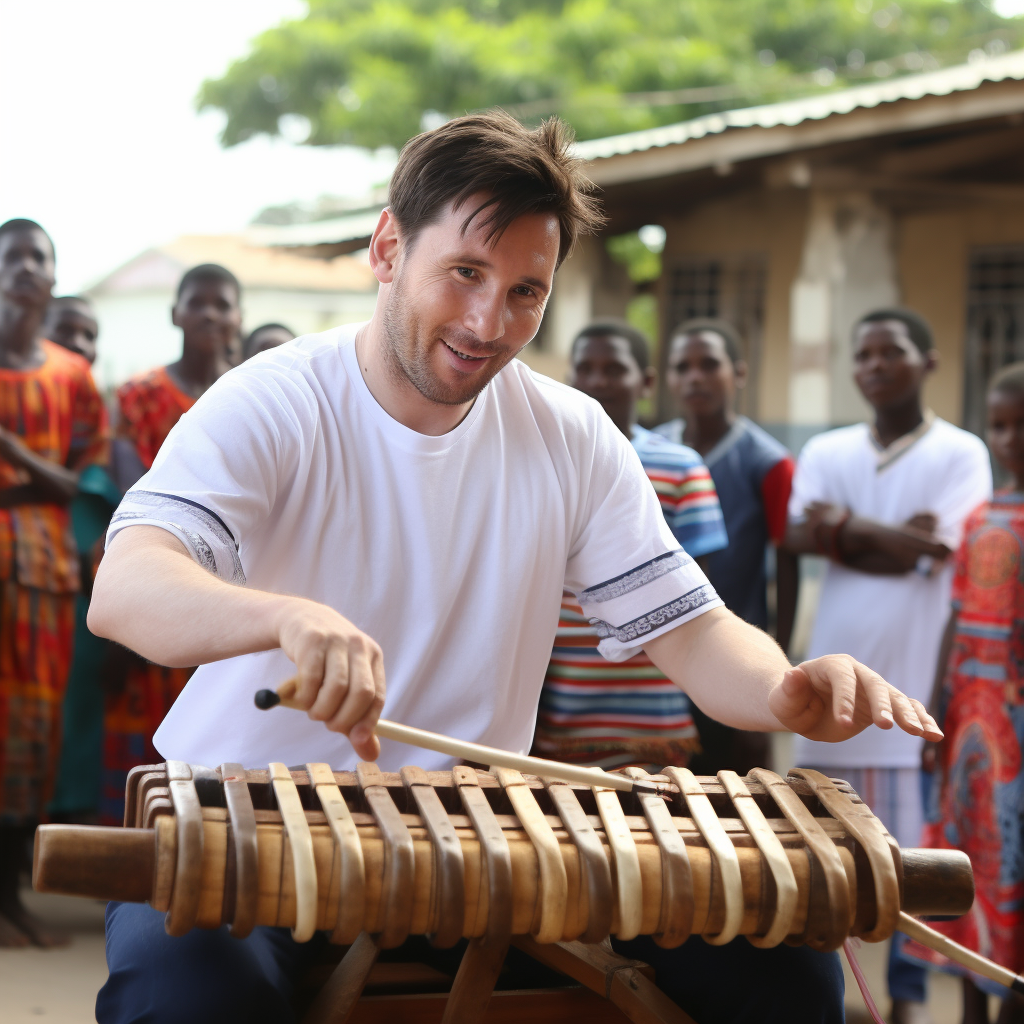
88;525;386;759
784;503;951;574
0;428;80;504
643;605;942;743
774;546;799;655
921;608;957;773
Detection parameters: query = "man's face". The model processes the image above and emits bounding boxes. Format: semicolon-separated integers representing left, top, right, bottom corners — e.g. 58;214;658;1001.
172;279;242;358
381;196;558;406
46;302;98;364
0;228;55;311
569;333;649;427
987;387;1024;481
666;330;738;418
853;320;931;412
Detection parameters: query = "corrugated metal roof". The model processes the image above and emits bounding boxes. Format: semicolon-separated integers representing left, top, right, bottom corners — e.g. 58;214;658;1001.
575;49;1024;162
247;207;384;248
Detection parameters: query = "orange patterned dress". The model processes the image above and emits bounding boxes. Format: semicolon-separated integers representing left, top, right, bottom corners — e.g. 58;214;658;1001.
0;341;108;823
101;366;196;824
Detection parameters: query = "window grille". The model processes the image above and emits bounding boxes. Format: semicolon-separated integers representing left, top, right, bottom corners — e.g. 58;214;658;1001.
964;245;1024;437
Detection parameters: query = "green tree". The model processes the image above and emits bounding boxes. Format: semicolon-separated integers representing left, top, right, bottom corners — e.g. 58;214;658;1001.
199;0;1022;151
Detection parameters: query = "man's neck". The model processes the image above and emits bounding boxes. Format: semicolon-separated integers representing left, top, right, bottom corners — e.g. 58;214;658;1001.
355;321;474;437
873;399;925;449
682;409;734;457
169;346;227;397
0;302;46;370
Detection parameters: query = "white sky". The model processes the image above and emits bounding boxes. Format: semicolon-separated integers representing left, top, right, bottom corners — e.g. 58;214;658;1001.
0;0;396;293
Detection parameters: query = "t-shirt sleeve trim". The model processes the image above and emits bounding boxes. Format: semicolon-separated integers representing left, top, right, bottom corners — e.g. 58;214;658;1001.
580;549;693;603
591;583;720;644
108;490;246;585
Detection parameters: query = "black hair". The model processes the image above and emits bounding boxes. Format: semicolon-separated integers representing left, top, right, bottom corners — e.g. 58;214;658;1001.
571;320;650;372
669;317;743;365
0;218;55;259
989;361;1024;398
175;263;241;302
856;308;934;354
243;322;295;360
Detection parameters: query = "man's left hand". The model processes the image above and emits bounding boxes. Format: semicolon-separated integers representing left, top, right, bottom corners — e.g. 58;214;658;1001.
767;654;943;744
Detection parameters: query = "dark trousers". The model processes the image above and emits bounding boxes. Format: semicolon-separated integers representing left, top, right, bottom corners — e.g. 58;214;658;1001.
97;901;845;1024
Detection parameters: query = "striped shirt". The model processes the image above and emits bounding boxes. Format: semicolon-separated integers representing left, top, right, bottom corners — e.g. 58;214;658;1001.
533;427;727;769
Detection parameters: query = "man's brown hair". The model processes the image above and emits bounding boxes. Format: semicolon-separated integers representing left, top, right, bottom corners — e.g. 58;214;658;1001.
388;111;604;267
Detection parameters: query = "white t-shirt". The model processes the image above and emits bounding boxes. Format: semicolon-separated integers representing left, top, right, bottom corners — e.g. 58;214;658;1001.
789;417;991;769
108;325;721;772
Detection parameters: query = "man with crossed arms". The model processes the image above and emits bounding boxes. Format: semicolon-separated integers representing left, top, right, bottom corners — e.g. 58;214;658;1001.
90;112;941;1024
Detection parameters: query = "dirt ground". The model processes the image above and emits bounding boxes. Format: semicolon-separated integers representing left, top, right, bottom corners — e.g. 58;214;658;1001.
0;888;1005;1024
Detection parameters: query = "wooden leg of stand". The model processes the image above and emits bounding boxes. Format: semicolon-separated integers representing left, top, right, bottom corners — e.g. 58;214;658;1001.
440;936;510;1024
512;937;699;1024
303;932;381;1024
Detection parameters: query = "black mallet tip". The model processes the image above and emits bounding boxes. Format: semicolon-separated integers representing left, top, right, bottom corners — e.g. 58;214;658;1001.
254;689;282;710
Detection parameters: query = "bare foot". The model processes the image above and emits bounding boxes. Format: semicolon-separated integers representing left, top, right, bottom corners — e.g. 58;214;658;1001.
0;910;31;948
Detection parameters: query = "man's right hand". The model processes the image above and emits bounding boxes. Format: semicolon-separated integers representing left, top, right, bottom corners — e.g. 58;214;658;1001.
275;599;386;761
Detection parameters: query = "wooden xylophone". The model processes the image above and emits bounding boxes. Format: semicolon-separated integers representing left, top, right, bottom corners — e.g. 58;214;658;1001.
32;761;972;955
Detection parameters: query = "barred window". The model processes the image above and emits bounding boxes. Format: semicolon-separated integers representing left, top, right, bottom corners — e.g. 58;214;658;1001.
964;245;1024;437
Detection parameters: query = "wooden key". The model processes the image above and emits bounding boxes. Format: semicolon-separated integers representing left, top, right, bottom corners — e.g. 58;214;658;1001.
307;763;366;946
220;762;259;939
164;760;204;937
623;767;694;949
749;768;851;952
664;766;743;946
592;786;644;941
357;762;415;949
790;769;901;942
401;766;465;949
454;766;513;947
719;770;797;948
270;762;318;943
494;767;567;944
544;780;614;943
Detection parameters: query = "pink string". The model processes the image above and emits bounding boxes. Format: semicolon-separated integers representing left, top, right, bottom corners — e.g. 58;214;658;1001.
843;938;887;1024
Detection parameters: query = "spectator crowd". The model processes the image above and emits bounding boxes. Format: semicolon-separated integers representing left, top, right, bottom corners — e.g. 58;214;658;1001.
0;211;1021;1024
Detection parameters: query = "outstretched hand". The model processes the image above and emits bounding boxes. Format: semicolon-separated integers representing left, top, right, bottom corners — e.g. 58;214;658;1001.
767;654;943;744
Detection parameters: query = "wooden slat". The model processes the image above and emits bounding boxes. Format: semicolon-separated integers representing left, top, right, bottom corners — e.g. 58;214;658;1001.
494;768;567;943
308;763;367;946
663;767;742;946
790;768;900;942
164;760;204;937
303;931;381;1024
623;768;693;949
220;762;259;939
592;787;643;941
718;771;797;948
357;762;415;949
544;780;614;943
454;766;513;947
440;935;510;1024
401;766;465;949
749;768;851;951
270;762;318;943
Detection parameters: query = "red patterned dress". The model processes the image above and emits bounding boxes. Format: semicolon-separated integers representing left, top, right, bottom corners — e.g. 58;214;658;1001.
0;341;108;822
908;493;1024;987
101;366;196;823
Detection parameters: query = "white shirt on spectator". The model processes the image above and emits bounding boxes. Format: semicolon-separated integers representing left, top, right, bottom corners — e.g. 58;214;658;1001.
107;324;721;771
790;415;992;769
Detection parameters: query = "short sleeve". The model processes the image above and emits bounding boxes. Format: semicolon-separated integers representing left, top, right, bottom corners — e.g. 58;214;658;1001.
564;417;723;663
931;435;993;550
107;366;306;586
761;456;795;545
68;365;109;472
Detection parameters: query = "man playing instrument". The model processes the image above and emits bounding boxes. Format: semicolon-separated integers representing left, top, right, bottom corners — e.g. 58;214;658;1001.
89;112;942;1024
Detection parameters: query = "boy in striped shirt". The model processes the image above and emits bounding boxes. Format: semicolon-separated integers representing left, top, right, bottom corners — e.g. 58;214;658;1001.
533;322;727;768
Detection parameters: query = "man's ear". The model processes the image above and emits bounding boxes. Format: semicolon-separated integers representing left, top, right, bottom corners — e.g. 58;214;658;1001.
641;366;657;400
925;349;939;375
368;208;401;285
170;303;182;330
734;359;749;390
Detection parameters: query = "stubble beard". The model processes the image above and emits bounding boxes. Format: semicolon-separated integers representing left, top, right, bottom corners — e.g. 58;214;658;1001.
380;278;515;407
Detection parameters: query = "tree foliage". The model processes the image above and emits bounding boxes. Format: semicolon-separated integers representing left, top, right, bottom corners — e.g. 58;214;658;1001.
199;0;1023;151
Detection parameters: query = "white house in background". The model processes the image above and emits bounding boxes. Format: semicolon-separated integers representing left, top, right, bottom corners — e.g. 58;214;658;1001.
84;234;379;389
